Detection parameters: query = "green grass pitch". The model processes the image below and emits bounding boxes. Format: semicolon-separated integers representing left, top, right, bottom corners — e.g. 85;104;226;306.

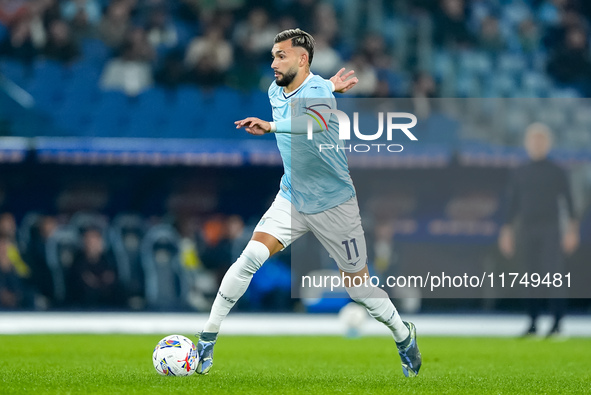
1;334;590;394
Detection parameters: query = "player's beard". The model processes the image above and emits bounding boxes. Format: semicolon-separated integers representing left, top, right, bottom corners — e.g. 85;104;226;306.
275;67;298;87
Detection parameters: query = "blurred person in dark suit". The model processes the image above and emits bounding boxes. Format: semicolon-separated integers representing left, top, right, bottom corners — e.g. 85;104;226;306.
499;123;579;337
68;227;120;308
26;215;58;305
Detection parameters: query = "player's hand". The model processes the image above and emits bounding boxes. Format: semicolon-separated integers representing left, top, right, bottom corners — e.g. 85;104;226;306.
498;225;515;258
235;117;271;135
330;68;358;93
562;228;579;255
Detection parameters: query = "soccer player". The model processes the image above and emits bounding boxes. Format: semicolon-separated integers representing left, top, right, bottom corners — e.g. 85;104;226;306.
196;29;421;377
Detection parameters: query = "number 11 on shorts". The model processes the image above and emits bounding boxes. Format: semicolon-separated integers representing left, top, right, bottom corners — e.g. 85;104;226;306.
342;238;359;260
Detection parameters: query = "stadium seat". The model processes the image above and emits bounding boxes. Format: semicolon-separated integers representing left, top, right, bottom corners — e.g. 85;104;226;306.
456;73;481;97
458;50;493;78
497;53;527;75
69;212;109;235
0;60;31;87
86;91;132;137
128;105;171;138
26;61;69;114
140;224;184;310
80;38;111;66
17;212;41;253
45;226;80;304
520;71;551;97
167;87;209;138
109;214;147;301
431;50;455;81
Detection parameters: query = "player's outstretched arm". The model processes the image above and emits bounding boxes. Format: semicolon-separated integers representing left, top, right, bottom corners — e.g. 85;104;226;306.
330;68;358;93
235;117;271;135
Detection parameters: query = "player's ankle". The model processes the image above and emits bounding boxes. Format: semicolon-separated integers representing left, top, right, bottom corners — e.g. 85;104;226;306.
200;332;218;342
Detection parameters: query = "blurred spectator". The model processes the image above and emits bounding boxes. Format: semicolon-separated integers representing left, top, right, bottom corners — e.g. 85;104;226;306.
313;2;338;44
543;7;586;52
0;233;25;309
154;49;187;88
537;0;567;27
199;216;231;283
177;217;202;271
0;213;30;279
0;212;16;240
233;8;277;64
360;33;402;97
310;33;342;77
100;28;154;95
145;6;178;49
283;0;316;33
0;16;39;63
277;15;298;32
547;27;591;93
185;25;232;87
230;8;276;89
68;227;120;307
0;0;28;26
123;26;155;62
42;19;80;63
433;0;474;48
226;215;249;262
25;215;57;303
361;33;388;68
61;0;101;25
411;72;438;119
478;15;505;53
98;0;131;49
28;0;51;47
412;71;438;98
344;53;378;96
61;0;101;41
516;18;541;53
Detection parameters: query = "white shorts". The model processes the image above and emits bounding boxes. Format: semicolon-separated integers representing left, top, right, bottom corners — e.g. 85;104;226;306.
254;193;367;273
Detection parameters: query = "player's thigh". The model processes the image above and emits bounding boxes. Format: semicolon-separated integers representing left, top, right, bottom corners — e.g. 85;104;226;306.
253;193;309;252
307;197;367;273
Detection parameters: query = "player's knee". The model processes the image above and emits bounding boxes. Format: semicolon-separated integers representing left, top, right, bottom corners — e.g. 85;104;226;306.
238;240;270;274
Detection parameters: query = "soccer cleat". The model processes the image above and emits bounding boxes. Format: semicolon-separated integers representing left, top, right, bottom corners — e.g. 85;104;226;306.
195;332;217;375
396;321;422;377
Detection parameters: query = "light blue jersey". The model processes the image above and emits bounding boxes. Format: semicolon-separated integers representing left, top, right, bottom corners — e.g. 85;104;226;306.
268;72;355;214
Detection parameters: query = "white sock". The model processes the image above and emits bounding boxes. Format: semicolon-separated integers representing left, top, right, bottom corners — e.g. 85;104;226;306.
203;240;270;333
346;284;409;342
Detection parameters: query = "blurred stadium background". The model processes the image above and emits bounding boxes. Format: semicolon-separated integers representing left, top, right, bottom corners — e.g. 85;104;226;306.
1;0;591;335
